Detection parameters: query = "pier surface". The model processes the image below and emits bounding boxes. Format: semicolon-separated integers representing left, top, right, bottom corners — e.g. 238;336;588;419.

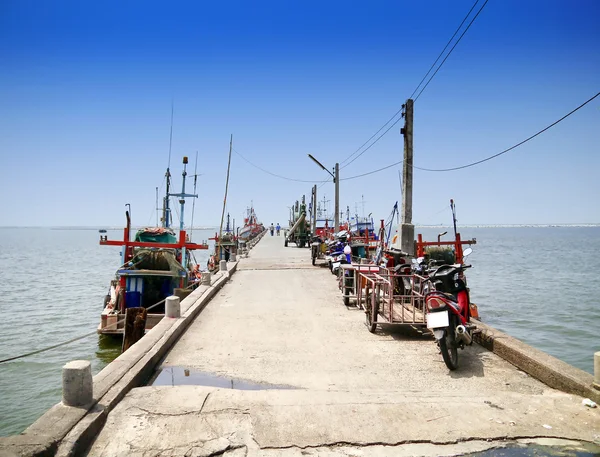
88;235;600;456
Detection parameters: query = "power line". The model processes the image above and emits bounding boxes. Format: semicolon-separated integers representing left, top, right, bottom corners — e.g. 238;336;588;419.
414;0;489;102
414;91;600;172
410;0;481;100
233;148;319;183
341;160;403;181
338;0;487;171
339;107;403;168
340;116;404;170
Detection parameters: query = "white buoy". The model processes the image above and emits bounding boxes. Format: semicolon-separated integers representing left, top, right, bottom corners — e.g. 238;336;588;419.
165;295;181;318
62;360;93;407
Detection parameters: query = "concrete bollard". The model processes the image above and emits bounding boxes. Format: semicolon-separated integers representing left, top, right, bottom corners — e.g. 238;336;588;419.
165;295;181;318
62;360;93;407
595;352;600;389
201;271;211;286
220;260;228;271
230;253;237;262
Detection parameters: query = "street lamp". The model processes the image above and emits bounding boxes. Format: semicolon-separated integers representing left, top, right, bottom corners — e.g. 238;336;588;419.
308;154;339;232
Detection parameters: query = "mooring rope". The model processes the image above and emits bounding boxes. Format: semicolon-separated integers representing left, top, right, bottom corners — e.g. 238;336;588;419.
0;280;202;364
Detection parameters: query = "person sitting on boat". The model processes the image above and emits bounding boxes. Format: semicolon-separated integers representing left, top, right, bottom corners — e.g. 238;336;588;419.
276;223;281;236
193;264;201;280
270;223;274;236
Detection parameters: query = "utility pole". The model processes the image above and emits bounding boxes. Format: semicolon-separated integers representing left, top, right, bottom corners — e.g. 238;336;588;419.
311;185;317;233
400;99;414;255
334;163;340;232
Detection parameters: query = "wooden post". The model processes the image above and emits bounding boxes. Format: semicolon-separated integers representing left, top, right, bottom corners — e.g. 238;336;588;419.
122;307;147;353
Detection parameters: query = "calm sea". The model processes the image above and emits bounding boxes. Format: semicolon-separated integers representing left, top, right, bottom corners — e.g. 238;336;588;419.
0;226;598;436
0;227;215;437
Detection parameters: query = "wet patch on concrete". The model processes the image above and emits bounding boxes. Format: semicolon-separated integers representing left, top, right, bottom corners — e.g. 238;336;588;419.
150;366;298;390
467;442;600;457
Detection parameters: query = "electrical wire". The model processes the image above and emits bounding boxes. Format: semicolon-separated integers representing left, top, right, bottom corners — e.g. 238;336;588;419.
414;91;600;172
340;116;404;170
338;0;485;171
339;107;404;169
341;160;403;181
233;148;320;183
410;0;481;100
414;0;489;102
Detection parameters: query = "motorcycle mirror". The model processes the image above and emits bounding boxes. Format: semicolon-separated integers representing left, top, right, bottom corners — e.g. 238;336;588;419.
411;258;418;264
463;247;473;258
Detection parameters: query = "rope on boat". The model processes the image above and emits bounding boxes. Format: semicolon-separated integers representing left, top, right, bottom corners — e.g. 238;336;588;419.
0;281;200;365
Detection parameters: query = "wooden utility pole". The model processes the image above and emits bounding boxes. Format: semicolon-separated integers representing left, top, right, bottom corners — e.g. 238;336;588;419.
334;163;340;232
400;99;415;255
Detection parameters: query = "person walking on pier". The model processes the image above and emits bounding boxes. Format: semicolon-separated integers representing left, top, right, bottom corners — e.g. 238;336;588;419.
276;223;281;236
270;223;274;236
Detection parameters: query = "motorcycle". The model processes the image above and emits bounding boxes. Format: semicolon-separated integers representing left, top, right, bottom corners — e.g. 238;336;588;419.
425;247;475;370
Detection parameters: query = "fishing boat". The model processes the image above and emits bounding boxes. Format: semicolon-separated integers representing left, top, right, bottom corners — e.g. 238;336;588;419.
97;156;209;335
207;213;237;272
238;205;264;241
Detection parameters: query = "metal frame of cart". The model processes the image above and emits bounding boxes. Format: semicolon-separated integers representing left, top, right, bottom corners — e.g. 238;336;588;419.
356;268;429;333
338;263;381;307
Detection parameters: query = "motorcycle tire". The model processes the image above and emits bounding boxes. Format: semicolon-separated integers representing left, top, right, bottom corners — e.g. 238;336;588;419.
439;319;459;370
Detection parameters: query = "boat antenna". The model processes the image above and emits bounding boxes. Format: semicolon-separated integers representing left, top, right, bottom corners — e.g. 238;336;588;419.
163;102;174;228
451;199;458;239
190;150;199;240
155;187;159;226
168;100;174;169
218;135;233;260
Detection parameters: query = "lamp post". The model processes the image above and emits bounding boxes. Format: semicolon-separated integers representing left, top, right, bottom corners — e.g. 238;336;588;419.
308;154;339;232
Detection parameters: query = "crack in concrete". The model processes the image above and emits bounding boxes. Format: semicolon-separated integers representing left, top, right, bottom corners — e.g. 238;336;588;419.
203;408;251;415
200;392;212;414
256;434;580;451
129;405;205;417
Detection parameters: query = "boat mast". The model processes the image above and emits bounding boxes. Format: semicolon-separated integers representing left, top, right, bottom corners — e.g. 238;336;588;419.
218;135;233;260
163;102;175;229
168;156;198;269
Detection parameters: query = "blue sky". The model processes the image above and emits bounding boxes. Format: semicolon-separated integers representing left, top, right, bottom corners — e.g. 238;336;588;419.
1;0;599;228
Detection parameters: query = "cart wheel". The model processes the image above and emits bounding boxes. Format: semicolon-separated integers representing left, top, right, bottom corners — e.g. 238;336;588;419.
343;277;352;307
365;294;378;333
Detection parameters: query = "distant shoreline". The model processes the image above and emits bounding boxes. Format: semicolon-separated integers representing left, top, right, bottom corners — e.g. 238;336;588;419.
0;224;599;230
0;226;220;230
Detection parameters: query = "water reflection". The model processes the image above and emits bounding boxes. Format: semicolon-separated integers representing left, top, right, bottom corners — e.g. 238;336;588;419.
95;335;122;367
151;366;297;390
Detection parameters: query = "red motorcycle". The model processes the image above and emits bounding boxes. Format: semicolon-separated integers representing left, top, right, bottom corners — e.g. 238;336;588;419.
425;247;475;370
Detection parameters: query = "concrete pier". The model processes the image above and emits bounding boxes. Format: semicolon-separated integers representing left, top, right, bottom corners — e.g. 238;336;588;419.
2;230;598;457
84;235;600;456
